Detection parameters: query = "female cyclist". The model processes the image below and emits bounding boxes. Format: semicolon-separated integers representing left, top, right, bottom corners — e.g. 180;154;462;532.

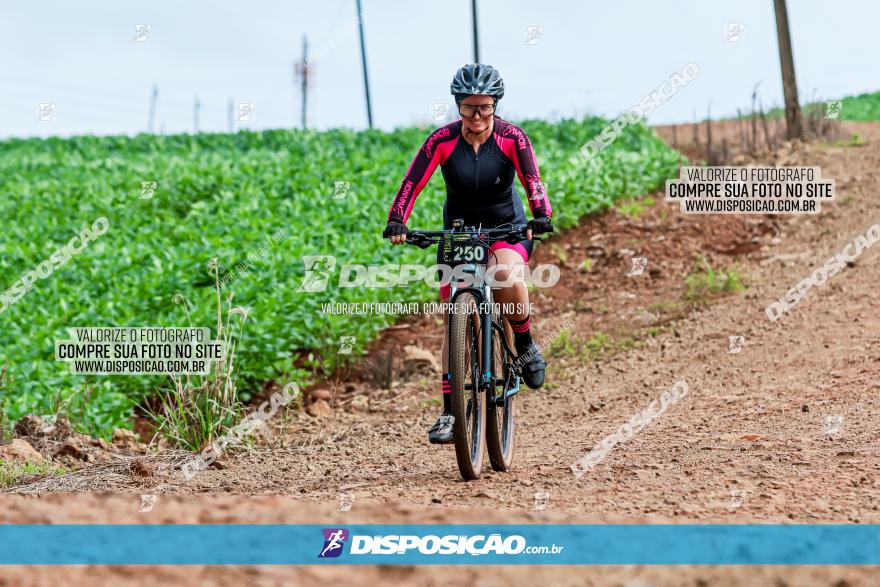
383;63;554;444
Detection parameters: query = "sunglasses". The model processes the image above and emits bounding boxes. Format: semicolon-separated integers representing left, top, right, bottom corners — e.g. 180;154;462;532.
458;103;496;118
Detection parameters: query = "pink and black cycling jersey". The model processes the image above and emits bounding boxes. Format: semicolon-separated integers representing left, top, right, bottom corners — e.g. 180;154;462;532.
387;116;552;229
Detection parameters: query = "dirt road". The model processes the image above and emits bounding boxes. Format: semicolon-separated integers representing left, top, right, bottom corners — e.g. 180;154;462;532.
3;122;880;586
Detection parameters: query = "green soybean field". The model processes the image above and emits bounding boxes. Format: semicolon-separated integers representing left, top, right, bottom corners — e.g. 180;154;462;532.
0;117;681;436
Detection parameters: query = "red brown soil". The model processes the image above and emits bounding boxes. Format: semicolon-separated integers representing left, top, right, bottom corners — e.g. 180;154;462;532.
3;121;880;586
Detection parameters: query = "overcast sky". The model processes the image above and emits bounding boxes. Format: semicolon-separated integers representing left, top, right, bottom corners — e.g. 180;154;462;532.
2;0;877;138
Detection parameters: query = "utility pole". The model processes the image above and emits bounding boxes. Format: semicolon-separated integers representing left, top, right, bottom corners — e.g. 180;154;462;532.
773;0;803;140
227;98;234;133
147;84;158;133
193;96;201;134
471;0;480;63
355;0;373;128
294;35;310;129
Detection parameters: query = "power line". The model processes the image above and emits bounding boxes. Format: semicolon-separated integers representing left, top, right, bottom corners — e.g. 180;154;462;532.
355;0;373;129
294;35;311;129
193;96;201;134
471;0;480;63
147;84;159;133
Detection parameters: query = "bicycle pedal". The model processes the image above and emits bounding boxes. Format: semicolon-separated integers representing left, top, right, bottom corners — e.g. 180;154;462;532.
505;377;521;398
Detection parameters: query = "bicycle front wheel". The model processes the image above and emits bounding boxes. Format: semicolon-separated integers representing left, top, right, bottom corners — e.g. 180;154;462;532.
449;291;486;480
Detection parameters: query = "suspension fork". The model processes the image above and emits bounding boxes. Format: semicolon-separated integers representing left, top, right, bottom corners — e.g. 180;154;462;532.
480;306;493;391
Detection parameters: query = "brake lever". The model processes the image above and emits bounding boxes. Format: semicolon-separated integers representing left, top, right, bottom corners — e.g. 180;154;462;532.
408;235;433;249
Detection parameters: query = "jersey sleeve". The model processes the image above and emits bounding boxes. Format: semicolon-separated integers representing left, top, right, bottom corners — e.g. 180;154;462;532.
503;123;553;219
514;130;553;218
387;125;457;224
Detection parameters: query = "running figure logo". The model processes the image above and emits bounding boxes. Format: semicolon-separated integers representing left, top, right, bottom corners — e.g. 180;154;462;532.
727;335;745;354
140;181;158;200
628;257;648;277
725;23;744;43
318;528;349;558
824;101;842;119
338;336;355;354
298;255;336;292
431;102;450;122
36;103;56;122
333;181;350;200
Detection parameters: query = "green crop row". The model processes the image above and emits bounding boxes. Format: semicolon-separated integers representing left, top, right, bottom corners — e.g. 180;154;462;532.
835;91;880;121
0;117;681;436
763;90;880;121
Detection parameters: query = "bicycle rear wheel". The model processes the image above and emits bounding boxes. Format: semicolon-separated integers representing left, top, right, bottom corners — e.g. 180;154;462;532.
486;308;516;471
449;291;486;480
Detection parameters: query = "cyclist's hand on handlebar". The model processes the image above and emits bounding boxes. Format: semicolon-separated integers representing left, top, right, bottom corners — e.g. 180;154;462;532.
527;217;554;240
383;221;409;245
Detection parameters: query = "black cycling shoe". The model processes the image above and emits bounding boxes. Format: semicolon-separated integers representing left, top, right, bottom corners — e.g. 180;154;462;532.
428;413;455;444
516;342;547;389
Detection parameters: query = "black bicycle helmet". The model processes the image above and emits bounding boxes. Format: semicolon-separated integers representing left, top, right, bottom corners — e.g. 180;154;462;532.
450;63;505;104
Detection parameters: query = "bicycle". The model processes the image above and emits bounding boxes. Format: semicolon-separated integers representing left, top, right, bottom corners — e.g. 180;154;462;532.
396;220;543;480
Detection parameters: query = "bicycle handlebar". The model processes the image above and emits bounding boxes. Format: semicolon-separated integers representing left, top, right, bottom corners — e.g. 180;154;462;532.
401;224;543;250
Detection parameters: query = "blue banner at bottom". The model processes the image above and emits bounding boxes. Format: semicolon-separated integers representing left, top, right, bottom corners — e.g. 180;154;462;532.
0;524;877;565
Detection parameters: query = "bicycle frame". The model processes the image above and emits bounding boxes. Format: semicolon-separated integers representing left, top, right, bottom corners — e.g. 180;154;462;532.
448;264;520;396
394;220;542;478
448;263;495;391
400;220;539;396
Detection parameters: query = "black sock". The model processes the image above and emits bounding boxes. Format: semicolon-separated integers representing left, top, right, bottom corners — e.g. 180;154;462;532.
441;373;452;413
509;315;533;350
